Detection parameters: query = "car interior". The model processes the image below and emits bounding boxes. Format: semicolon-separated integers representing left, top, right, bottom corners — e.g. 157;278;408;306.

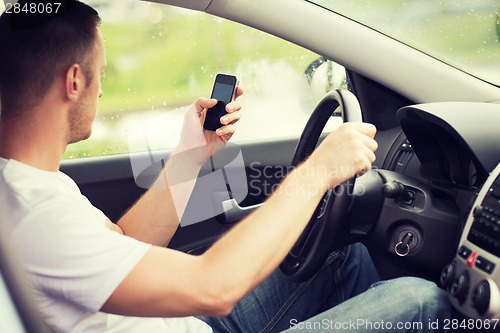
1;0;500;332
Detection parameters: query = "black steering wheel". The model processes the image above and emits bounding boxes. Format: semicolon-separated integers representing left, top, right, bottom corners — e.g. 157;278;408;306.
279;89;363;282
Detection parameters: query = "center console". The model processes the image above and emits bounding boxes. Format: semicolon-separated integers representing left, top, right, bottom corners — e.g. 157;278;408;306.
441;162;500;318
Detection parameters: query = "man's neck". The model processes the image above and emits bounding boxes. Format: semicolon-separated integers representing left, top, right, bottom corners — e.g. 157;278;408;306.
0;111;67;172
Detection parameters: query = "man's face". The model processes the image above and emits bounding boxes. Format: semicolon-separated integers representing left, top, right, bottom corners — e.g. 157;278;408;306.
68;29;106;144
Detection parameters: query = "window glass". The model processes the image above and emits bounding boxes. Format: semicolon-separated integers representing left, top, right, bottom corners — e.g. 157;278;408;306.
312;0;500;86
62;1;345;159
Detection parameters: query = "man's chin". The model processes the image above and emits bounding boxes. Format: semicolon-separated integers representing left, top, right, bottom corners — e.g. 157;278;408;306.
68;131;92;145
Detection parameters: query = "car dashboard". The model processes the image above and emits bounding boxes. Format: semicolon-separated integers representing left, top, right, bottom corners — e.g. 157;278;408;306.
380;102;500;319
442;162;500;319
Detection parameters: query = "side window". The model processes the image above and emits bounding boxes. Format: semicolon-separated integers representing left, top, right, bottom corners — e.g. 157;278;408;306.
63;1;347;159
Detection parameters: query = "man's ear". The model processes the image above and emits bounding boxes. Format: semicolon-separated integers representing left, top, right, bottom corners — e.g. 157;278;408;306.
65;64;84;102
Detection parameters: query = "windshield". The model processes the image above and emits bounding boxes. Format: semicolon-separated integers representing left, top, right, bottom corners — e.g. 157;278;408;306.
311;0;500;86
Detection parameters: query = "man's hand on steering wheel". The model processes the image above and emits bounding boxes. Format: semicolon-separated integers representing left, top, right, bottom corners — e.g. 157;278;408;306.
309;122;378;189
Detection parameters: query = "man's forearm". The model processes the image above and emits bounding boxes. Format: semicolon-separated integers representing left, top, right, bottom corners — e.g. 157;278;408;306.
116;146;204;246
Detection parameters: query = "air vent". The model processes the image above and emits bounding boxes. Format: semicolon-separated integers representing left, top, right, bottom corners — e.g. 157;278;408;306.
389;139;415;173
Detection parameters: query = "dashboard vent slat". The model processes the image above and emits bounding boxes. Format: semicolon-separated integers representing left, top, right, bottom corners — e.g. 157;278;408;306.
389;139;415;173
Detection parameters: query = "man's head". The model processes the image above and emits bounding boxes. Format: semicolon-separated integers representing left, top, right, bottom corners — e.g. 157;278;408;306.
0;0;103;141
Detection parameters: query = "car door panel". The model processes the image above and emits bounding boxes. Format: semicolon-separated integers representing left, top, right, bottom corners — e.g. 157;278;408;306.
61;137;298;252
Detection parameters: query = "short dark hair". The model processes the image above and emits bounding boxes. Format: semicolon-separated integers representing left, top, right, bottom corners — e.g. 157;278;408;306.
0;0;101;118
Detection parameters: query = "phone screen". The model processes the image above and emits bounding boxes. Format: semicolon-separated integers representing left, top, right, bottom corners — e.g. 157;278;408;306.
212;82;235;104
204;74;238;131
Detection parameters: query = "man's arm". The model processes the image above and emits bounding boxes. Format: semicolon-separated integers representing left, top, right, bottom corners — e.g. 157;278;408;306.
101;122;378;318
115;92;242;246
112;147;201;246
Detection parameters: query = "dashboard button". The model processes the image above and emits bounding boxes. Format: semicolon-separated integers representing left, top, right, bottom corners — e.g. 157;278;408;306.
457;246;472;259
489;186;500;199
473;206;485;218
475;256;495;274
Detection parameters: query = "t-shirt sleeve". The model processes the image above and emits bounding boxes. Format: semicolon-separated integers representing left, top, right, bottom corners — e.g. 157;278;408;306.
12;195;152;312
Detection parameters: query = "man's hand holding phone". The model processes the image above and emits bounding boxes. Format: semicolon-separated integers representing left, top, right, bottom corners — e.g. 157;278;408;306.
177;75;243;164
203;74;240;132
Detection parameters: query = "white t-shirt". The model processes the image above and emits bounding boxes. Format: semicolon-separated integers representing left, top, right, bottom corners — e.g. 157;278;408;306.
0;158;211;333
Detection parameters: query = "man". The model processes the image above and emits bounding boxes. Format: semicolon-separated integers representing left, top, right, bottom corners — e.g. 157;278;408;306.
0;1;450;332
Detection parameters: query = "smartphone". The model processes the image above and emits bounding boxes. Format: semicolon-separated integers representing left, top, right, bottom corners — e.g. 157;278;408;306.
203;74;239;131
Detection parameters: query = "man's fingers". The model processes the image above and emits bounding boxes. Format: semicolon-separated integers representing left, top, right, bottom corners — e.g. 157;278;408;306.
195;85;243;114
220;110;241;125
216;124;236;136
344;122;377;138
226;100;241;113
234;86;244;99
194;97;217;113
362;136;378;153
365;147;377;164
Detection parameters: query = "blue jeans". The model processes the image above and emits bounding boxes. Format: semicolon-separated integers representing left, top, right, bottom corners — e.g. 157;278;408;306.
200;243;451;332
